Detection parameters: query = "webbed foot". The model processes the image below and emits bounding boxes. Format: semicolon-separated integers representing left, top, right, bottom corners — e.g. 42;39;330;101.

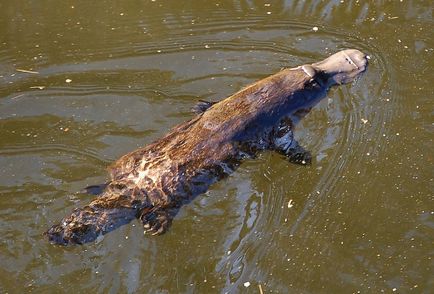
139;208;173;236
287;148;312;165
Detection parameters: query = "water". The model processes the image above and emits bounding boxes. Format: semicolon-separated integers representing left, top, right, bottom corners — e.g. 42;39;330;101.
0;1;432;293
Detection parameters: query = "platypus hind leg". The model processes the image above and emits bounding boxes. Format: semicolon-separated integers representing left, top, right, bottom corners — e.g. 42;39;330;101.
139;207;176;235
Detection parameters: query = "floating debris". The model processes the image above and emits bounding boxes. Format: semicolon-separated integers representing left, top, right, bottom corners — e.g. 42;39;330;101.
11;94;25;100
65;78;72;83
287;199;294;208
312;26;319;32
16;69;39;74
30;86;45;90
243;282;250;288
361;118;368;124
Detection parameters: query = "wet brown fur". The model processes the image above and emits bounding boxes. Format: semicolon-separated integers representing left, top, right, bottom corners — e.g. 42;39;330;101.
106;69;310;207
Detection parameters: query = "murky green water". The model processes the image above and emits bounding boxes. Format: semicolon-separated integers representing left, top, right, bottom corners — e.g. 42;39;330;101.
0;1;432;293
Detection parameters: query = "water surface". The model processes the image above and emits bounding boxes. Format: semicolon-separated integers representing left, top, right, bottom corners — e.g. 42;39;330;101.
0;1;432;293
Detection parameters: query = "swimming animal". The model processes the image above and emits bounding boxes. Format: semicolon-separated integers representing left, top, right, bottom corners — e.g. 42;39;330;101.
46;49;368;245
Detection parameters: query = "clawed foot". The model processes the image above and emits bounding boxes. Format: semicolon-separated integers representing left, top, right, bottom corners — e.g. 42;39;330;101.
288;149;312;165
140;209;172;236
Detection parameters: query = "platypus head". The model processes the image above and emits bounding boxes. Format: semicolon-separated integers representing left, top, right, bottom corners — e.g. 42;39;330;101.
288;49;368;123
310;49;368;87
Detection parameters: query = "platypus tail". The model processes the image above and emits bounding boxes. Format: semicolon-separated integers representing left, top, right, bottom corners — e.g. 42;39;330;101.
45;181;144;245
45;203;137;245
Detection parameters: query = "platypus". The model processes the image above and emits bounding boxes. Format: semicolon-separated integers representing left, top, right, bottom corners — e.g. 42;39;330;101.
46;49;368;245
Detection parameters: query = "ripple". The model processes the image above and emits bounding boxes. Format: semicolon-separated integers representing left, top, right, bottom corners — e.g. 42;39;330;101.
0;143;106;163
0;2;408;292
146;17;398;292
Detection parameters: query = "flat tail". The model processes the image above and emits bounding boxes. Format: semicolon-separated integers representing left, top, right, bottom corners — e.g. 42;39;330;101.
45;205;137;245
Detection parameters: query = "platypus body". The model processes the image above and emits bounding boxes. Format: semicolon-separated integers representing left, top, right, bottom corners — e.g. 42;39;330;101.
46;49;368;245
